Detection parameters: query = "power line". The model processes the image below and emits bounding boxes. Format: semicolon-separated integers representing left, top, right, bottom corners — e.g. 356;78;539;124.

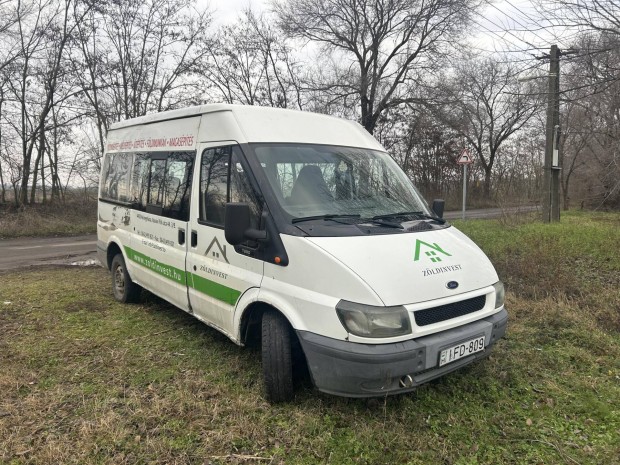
481;0;551;47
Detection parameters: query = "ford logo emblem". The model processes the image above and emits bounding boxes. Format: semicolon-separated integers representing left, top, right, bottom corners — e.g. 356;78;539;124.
446;281;459;290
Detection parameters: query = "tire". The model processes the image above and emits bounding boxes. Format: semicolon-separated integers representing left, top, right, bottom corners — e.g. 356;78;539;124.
111;253;141;303
261;310;294;403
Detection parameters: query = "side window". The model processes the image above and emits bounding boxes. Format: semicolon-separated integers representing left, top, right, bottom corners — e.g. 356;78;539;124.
199;146;260;229
148;159;167;207
200;147;230;226
230;156;260;230
143;154;194;220
100;153;132;202
162;153;194;221
130;154;150;210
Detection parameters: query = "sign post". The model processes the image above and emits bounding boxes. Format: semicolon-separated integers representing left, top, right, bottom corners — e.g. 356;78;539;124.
457;150;474;220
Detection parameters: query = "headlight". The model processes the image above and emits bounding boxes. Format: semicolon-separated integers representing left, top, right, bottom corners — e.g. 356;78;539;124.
493;281;505;308
336;300;411;338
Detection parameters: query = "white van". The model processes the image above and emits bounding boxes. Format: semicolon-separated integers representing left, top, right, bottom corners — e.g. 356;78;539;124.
97;104;507;402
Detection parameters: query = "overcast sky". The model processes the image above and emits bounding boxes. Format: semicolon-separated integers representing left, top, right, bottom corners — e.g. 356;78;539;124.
207;0;268;24
203;0;569;61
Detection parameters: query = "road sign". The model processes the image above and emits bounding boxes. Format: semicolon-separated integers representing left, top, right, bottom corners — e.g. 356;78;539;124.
457;150;474;165
457;150;473;220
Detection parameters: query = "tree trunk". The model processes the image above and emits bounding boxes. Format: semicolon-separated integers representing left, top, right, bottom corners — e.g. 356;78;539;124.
0;158;5;204
0;91;4;204
30;131;46;204
40;140;47;203
483;167;492;199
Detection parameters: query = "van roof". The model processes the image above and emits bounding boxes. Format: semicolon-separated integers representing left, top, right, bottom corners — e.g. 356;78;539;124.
108;104;384;151
110;104;344;130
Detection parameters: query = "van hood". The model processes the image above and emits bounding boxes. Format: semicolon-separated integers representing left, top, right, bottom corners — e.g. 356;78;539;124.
306;227;498;307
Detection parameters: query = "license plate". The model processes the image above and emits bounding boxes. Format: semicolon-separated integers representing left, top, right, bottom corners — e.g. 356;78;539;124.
439;336;485;367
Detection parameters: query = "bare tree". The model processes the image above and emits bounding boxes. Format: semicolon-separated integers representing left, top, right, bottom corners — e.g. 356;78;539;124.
273;0;476;134
0;79;6;203
559;33;620;208
102;0;211;119
73;0;212;157
437;57;541;198
0;0;26;74
537;0;619;37
6;0;76;205
204;9;303;109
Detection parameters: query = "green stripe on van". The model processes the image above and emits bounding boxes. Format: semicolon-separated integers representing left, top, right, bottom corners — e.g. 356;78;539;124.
124;246;186;285
189;273;241;306
123;246;241;305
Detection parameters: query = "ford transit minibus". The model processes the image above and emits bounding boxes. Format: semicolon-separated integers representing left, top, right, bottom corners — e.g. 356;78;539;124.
97;104;507;402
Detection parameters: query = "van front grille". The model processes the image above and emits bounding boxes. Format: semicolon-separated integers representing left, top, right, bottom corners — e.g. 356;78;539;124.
414;295;486;326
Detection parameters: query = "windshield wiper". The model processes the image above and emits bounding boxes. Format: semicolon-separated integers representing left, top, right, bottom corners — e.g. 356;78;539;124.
292;214;361;224
372;211;445;224
366;218;404;229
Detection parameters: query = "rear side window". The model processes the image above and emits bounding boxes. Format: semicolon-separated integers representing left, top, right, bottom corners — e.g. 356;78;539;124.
100;153;132;203
101;151;194;221
130;154;150;207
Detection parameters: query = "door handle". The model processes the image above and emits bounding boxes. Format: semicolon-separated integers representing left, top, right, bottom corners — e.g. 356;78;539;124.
191;230;198;248
178;228;186;245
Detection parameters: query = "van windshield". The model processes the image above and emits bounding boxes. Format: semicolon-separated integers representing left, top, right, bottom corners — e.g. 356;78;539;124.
253;144;431;221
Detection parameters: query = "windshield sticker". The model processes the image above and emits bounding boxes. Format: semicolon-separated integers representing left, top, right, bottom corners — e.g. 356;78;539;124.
414;240;451;263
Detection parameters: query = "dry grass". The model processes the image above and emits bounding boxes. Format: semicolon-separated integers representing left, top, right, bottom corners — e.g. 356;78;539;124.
0;197;97;239
1;211;619;464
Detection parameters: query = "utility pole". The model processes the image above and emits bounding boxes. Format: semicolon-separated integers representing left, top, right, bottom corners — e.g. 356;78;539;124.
540;45;561;223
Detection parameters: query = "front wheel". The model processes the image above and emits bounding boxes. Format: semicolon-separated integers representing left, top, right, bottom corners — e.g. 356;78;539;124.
111;253;141;303
261;310;294;403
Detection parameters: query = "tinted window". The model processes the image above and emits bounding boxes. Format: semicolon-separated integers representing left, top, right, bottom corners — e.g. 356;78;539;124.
163;153;193;221
199;146;260;229
130;154;150;208
102;151;194;221
100;153;132;202
200;147;230;226
148;159;167;207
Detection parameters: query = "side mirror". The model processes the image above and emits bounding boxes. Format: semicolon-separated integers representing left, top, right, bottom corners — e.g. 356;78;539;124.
431;199;445;219
225;203;267;245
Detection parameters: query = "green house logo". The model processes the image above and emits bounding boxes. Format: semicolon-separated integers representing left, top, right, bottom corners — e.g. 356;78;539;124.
414;240;451;263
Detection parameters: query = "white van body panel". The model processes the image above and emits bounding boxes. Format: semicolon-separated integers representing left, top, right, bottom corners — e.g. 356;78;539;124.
128;209;190;312
229;106;383;149
255;234;384;340
197;111;245;144
106;115;200;153
306;228;498;307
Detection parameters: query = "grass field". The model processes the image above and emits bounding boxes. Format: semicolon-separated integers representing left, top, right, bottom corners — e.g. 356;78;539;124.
0;199;97;239
1;211;619;464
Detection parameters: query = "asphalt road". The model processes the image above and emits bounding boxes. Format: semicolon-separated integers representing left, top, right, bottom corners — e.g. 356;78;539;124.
0;234;98;271
0;205;538;271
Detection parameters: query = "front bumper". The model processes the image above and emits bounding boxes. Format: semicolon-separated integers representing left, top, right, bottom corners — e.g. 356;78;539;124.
297;308;508;397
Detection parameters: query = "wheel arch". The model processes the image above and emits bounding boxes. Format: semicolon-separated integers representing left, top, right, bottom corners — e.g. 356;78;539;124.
238;301;278;347
235;289;305;346
105;241;123;270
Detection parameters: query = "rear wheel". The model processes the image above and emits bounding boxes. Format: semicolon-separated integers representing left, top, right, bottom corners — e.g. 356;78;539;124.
261;310;294;403
111;254;141;303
